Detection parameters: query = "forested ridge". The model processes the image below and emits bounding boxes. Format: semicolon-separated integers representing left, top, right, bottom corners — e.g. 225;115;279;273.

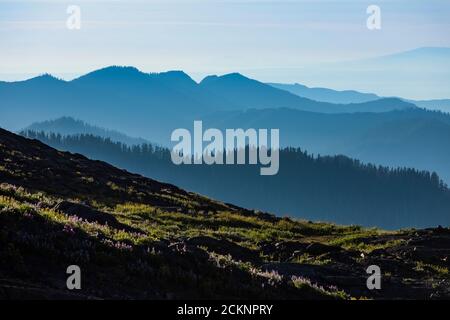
22;130;450;229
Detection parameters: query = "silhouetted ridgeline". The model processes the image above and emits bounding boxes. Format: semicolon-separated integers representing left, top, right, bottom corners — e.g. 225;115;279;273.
22;131;450;229
3;67;449;184
24;117;148;146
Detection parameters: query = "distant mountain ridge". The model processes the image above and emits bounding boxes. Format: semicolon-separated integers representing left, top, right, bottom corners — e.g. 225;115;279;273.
268;83;380;104
198;72;414;113
1;65;449;184
23;117;149;146
269;83;450;113
0;66;415;132
199;107;450;183
247;47;450;99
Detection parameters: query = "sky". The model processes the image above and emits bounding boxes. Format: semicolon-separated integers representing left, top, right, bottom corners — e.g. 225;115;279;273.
1;0;450;98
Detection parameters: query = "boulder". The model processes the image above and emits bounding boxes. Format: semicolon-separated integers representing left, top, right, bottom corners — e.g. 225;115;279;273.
53;200;139;232
260;241;309;261
186;236;260;263
305;242;341;255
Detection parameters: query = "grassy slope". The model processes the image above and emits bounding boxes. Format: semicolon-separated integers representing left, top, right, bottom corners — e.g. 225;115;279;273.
0;128;449;299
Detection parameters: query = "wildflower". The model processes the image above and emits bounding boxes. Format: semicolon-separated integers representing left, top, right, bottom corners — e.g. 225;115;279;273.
63;224;75;235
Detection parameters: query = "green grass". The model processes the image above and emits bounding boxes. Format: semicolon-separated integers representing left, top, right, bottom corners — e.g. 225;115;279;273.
327;231;405;254
2;182;447;299
414;261;449;276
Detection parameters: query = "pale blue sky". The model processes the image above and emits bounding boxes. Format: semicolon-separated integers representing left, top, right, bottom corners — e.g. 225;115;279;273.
1;0;449;98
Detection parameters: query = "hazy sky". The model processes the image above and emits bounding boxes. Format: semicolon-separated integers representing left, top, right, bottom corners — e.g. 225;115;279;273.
1;0;449;95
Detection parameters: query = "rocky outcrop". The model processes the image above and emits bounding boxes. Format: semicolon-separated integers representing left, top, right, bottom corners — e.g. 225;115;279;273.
53;200;140;233
186;236;260;263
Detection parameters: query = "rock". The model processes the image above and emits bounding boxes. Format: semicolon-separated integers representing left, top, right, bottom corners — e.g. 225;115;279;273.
53;200;139;233
186;236;260;263
261;262;319;278
261;262;354;283
36;201;50;209
323;249;360;264
260;241;309;261
168;242;210;262
143;240;170;255
276;241;309;253
0;279;99;300
305;242;341;255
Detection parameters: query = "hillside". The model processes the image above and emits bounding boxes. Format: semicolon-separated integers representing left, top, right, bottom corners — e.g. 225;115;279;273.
22;130;450;230
1;128;449;299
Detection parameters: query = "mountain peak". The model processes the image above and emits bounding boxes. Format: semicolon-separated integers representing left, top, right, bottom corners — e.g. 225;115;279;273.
371;47;450;63
218;73;250;82
156;70;197;85
200;73;253;86
72;66;147;83
95;65;141;74
223;72;246;78
24;73;64;84
199;74;219;85
410;46;450;54
159;70;190;78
